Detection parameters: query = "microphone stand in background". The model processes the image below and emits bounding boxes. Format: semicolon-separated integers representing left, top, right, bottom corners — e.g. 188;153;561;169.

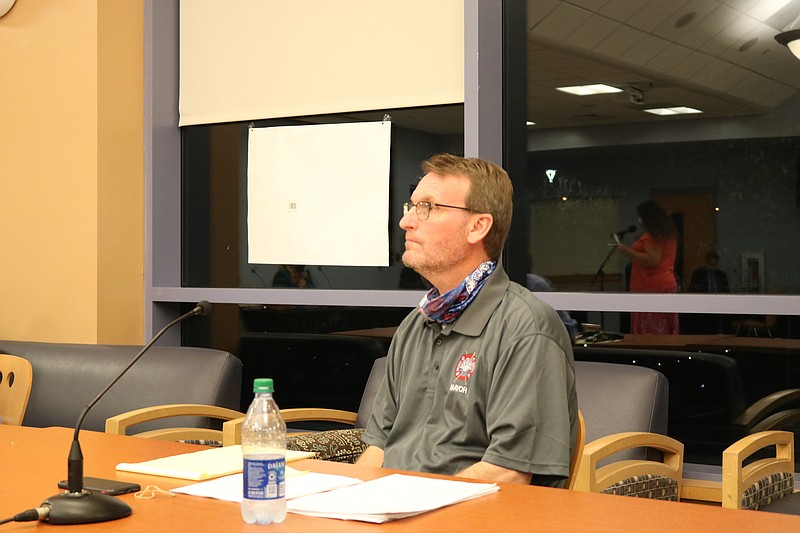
589;226;635;330
40;301;212;525
590;245;618;330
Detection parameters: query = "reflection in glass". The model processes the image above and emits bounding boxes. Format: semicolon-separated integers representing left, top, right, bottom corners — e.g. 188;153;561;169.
522;0;800;470
182;105;463;290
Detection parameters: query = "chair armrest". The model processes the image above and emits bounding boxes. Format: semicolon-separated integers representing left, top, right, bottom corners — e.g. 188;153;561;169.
223;416;245;447
222;408;358;447
733;389;800;427
722;430;795;509
749;408;800;433
576;432;684;494
105;404;243;436
281;408;357;425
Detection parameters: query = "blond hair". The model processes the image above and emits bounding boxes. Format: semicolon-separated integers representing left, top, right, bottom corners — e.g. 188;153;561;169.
421;153;513;260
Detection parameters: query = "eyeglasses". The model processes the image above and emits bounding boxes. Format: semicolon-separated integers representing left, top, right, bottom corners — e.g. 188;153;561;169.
403;200;475;221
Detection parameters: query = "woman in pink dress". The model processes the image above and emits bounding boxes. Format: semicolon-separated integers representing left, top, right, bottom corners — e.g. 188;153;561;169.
617;200;679;334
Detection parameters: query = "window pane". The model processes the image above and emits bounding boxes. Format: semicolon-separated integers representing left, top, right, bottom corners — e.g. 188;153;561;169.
520;1;800;470
181;105;463;289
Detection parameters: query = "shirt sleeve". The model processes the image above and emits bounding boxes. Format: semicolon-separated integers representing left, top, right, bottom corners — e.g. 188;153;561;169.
481;333;574;478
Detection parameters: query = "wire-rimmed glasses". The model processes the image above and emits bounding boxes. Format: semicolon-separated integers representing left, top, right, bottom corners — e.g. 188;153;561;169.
403;200;475;220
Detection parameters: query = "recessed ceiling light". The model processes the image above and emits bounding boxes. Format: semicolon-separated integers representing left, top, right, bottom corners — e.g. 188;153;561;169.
526;121;536;126
674;12;696;28
644;106;703;116
556;84;622;96
749;0;791;21
739;37;759;52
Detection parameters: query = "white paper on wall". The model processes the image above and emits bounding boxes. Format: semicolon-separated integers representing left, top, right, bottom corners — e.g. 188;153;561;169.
247;121;391;266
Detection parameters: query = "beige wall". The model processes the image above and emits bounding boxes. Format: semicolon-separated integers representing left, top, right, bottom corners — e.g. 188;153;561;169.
0;0;144;343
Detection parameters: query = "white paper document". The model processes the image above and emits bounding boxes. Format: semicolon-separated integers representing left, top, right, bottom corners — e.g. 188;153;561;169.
172;467;362;502
287;473;499;523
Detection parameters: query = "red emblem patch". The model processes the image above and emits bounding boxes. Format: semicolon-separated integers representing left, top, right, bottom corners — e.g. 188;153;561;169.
454;352;476;381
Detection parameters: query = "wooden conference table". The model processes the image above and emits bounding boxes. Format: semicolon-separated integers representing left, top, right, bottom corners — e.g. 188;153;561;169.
338;329;800;352
584;333;800;353
2;426;799;532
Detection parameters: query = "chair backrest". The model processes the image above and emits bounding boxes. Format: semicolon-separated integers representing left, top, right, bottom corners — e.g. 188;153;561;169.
574;348;745;427
222;357;387;446
356;356;386;429
722;430;795;510
0;354;33;425
574;360;669;461
238;332;388;412
574;431;684;501
0;340;242;432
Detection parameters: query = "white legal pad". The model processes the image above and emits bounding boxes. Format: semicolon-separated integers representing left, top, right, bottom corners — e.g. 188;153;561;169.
115;445;315;481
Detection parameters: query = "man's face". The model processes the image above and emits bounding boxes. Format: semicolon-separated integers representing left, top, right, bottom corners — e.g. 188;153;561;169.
399;172;472;280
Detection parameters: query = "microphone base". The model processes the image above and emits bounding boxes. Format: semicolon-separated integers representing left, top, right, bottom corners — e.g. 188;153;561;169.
43;490;132;525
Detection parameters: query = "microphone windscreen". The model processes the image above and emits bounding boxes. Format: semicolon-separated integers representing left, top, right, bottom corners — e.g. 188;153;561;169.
195;301;212;316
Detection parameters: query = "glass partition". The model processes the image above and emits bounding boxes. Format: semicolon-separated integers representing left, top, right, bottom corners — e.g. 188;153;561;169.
182;105;463;290
521;1;800;468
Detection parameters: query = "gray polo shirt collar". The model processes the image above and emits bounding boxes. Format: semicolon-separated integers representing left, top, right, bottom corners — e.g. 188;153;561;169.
425;267;510;338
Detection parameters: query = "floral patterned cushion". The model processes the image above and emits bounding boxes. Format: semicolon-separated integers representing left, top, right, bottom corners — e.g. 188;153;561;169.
741;472;794;511
602;474;679;501
286;428;367;463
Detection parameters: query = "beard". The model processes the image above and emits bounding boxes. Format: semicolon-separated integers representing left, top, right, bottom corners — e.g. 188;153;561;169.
402;239;468;282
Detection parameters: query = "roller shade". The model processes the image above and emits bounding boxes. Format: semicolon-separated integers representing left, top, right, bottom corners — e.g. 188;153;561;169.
180;0;464;126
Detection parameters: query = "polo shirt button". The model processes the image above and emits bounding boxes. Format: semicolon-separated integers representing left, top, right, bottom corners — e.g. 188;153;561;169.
435;338;443;346
433;362;440;371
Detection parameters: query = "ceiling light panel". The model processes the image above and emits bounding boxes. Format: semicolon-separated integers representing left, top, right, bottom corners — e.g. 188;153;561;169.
556;84;623;95
644;106;703;115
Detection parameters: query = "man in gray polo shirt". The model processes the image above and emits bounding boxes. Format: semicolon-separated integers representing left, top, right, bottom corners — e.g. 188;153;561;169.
357;153;578;486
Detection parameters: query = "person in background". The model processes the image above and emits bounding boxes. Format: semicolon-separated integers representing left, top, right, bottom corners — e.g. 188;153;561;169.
617;200;680;334
272;265;314;288
684;250;730;333
689;250;730;293
358;153;578;487
526;270;579;342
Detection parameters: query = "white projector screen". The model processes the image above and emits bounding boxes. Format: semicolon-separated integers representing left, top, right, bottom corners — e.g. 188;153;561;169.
247;121;391;267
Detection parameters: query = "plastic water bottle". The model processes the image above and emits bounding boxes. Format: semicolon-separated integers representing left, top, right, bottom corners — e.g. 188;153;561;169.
241;378;287;525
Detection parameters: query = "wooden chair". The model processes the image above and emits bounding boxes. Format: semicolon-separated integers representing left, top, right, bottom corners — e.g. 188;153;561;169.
565;410;586;490
732;315;777;337
574;432;684;501
105;403;244;444
722;430;798;511
0;354;33;426
222;407;358;446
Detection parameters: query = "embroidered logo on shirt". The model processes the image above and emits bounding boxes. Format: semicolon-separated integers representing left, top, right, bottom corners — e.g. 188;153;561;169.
449;352;476;395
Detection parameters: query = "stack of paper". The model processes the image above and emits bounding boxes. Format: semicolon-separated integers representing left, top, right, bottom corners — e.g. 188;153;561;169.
287;474;499;523
172;467;362;502
171;469;498;523
115;445;315;480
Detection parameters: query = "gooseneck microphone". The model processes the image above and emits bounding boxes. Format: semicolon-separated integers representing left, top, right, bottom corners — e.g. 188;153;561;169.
40;301;212;525
609;225;636;237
